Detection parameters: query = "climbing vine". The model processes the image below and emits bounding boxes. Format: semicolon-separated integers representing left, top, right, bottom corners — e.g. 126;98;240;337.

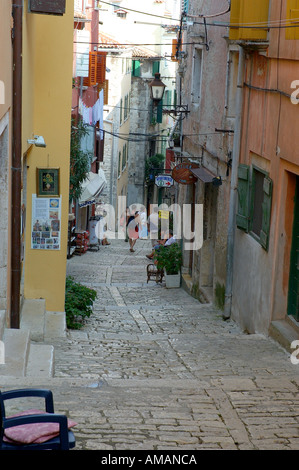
69;118;93;202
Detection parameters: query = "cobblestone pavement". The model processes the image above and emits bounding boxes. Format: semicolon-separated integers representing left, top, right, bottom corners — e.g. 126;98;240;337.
2;239;299;451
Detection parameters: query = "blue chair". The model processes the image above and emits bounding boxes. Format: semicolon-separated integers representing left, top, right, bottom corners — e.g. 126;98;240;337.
0;389;76;450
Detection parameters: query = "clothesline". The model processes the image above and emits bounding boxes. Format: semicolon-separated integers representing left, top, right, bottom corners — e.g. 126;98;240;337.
79;89;104;139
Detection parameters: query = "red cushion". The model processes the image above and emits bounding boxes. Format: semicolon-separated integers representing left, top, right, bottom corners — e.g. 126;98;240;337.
3;409;77;444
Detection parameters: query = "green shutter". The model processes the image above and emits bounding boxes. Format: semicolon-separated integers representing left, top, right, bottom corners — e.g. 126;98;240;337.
132;60;141;77
236;164;250;232
182;0;189;14
260;176;273;250
152;61;160;75
157;101;163;123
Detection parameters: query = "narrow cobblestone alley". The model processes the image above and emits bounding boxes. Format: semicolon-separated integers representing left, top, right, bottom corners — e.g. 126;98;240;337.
2;238;299;452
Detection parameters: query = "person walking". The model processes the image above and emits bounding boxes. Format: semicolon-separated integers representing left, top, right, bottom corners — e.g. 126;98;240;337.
127;208;140;252
139;206;148;239
147;206;159;247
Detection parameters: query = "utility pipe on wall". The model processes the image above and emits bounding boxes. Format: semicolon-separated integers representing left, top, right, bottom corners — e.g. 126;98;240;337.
10;0;23;329
223;45;245;320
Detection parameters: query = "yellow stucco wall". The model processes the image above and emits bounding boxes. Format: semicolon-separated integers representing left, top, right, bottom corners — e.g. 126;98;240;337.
23;1;74;312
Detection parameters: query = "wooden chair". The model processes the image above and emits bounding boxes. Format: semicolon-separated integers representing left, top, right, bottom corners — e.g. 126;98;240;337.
0;388;76;450
146;263;164;284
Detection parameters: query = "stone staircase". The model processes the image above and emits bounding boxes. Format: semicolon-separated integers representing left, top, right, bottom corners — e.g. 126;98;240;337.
0;299;66;378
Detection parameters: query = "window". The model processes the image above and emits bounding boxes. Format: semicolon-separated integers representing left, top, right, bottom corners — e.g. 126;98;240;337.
122;144;127;171
152;61;160;75
236;164;273;250
132;60;141;77
120;98;123;124
191;48;203;105
182;0;189;14
83;52;107;87
251;168;265;237
118;151;122;177
124;95;128;121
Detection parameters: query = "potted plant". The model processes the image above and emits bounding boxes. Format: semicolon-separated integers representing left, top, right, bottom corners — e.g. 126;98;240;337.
154;243;182;288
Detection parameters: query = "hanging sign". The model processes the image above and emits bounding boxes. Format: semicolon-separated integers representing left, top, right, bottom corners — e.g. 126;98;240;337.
172;162;199;184
155;174;174;188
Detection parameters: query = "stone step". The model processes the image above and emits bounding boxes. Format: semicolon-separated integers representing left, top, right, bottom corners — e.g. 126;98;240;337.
26;343;54;377
0;328;30;377
0;310;5;340
20;299;66;341
20;298;46;342
0;328;55;378
269;320;299;353
44;311;66;340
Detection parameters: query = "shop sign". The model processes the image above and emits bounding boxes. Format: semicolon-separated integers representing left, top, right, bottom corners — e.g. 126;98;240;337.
155;174;174;188
172;162;199;184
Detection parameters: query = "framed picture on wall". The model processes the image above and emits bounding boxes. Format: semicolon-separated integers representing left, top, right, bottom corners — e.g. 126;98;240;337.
37;168;60;197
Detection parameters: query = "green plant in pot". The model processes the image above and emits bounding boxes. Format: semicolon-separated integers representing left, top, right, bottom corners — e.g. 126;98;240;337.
154;243;182;288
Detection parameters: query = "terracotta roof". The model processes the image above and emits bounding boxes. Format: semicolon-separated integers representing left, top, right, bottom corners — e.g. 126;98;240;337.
98;32;128;49
132;46;159;58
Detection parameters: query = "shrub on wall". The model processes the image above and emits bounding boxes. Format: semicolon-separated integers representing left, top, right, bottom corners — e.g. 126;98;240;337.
65;276;97;329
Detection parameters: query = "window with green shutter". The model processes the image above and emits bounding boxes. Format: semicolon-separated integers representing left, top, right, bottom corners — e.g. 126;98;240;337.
120;98;123;124
118;151;122;177
156;101;163;123
260;175;273;250
132;60;141;77
152;61;160;76
236;164;273;251
236;164;250;232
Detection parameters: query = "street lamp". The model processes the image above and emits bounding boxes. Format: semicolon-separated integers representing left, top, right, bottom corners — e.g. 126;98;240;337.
149;73;189;118
149;73;166;104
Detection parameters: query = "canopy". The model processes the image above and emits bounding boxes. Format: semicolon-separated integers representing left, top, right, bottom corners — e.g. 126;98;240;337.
190;167;222;186
78;169;107;208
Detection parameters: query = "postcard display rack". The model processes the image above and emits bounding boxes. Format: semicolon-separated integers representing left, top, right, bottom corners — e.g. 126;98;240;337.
75;230;89;255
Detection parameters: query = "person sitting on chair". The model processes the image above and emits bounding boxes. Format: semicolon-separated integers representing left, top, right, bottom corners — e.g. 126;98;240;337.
146;230;176;259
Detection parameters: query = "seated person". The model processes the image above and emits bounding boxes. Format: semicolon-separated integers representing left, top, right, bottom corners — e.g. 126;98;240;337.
146;230;177;259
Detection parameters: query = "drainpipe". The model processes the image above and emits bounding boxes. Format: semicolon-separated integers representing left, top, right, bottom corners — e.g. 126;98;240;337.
223;45;245;320
10;0;23;329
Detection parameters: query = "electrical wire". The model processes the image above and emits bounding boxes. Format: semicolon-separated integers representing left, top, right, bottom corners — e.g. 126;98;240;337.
85;0;299;30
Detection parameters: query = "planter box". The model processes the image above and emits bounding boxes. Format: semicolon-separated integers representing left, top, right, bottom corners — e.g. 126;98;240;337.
164;271;181;288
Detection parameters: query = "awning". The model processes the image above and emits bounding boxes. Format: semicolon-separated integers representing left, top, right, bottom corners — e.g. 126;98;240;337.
79;169;107;208
190;167;222;186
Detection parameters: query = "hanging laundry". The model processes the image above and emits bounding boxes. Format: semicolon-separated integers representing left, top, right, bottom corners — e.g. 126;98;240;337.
79;95;103;130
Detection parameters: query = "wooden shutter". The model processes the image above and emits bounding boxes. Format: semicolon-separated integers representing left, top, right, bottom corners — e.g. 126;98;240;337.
132;60;141;77
99;80;109;105
152;61;160;75
171;39;179;62
83;52;97;86
96;52;106;85
286;1;299;40
260;176;273;250
236;164;250;232
156;101;163;123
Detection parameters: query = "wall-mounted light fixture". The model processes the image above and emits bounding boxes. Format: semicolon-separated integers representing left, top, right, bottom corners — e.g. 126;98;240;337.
149;73;189;118
27;135;47;148
149;73;166;104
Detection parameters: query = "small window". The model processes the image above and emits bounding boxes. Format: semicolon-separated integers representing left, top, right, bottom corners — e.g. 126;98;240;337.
191;48;203;105
120;98;123;124
251;168;265;237
236;164;273;250
118;151;122;177
132;60;141;77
